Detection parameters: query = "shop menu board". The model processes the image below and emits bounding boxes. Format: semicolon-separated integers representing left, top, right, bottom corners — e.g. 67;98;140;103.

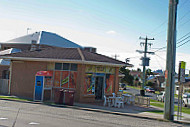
105;74;114;94
84;74;95;95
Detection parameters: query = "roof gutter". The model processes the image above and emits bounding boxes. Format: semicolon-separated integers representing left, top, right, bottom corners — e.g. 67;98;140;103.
1;56;126;67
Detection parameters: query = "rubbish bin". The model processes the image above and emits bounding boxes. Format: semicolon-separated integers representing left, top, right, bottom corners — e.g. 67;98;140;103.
63;90;75;106
140;90;145;96
57;89;64;104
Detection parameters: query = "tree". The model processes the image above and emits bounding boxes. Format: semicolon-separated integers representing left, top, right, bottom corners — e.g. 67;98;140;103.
146;68;153;76
120;66;134;85
147;81;154;87
137;68;141;72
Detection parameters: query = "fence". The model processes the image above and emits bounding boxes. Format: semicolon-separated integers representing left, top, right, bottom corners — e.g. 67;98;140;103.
135;96;150;107
0;79;9;95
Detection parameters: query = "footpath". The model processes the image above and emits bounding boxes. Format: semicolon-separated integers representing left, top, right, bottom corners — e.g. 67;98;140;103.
72;102;190;125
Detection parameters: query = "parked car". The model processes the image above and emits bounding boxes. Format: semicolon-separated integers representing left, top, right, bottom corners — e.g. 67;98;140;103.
183;93;190;107
157;91;165;102
146;87;155;93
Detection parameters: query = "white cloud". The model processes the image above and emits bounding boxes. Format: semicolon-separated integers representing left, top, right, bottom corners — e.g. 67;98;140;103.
106;30;116;34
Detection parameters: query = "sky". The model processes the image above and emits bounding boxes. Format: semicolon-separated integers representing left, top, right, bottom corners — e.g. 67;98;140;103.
0;0;190;72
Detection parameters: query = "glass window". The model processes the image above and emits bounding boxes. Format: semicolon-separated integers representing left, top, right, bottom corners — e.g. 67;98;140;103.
55;63;62;70
71;64;78;71
63;63;70;70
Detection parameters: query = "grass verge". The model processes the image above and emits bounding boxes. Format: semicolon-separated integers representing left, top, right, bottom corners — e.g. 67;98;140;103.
126;85;141;90
150;99;190;115
0;95;32;102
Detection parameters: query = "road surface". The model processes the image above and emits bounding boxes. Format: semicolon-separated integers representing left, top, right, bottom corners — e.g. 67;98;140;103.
0;100;187;127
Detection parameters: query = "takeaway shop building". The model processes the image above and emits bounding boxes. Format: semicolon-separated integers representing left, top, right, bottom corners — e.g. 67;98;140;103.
1;46;128;103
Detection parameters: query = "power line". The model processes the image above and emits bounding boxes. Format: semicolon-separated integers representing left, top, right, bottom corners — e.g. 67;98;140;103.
176;39;190;48
178;7;190;22
127;56;141;59
155;55;164;70
150;1;189;38
177;31;190;41
178;17;190;28
154;31;190;52
155;54;166;61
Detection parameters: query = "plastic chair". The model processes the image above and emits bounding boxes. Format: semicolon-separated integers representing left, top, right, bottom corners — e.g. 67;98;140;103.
114;97;124;108
104;95;111;107
129;96;135;105
112;93;116;98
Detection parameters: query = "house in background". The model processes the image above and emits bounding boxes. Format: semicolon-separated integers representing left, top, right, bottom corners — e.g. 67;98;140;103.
129;71;142;86
0;31;83;51
0;46;128;103
147;75;165;91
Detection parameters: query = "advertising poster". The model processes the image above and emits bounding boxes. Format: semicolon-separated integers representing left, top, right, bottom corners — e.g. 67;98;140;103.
105;74;114;94
84;74;93;94
69;71;77;88
54;71;61;87
61;71;69;88
44;76;53;87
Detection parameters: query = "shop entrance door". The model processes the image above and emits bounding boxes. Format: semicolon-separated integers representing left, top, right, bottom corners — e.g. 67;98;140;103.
95;76;104;100
34;76;44;101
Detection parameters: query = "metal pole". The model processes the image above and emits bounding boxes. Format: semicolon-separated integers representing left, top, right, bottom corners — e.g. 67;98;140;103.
177;62;181;120
164;0;178;121
142;37;148;91
138;37;154;96
180;83;183;120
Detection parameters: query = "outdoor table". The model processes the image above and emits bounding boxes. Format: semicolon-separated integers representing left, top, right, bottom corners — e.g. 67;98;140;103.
108;96;122;107
122;94;132;104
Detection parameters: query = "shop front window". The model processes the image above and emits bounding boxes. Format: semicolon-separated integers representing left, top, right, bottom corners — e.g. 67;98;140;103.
71;64;77;71
63;63;70;70
55;63;78;71
53;63;78;89
55;63;62;70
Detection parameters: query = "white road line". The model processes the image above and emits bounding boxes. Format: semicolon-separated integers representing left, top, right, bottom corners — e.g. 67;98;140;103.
29;122;40;125
0;117;8;120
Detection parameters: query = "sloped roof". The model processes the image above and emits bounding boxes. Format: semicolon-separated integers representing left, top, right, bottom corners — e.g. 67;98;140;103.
0;47;127;67
3;31;82;48
0;48;21;66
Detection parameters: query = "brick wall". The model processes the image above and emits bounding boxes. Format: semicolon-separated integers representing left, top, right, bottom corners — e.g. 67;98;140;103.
10;61;47;99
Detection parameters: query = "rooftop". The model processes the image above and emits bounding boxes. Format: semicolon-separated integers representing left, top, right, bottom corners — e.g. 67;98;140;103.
1;31;83;49
0;46;129;67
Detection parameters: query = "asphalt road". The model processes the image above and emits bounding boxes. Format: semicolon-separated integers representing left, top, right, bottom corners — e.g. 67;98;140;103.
124;87;157;100
0;100;187;127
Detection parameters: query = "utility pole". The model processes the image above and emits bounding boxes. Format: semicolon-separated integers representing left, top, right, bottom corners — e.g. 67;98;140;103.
136;36;154;96
164;0;178;121
27;28;31;35
112;54;119;60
